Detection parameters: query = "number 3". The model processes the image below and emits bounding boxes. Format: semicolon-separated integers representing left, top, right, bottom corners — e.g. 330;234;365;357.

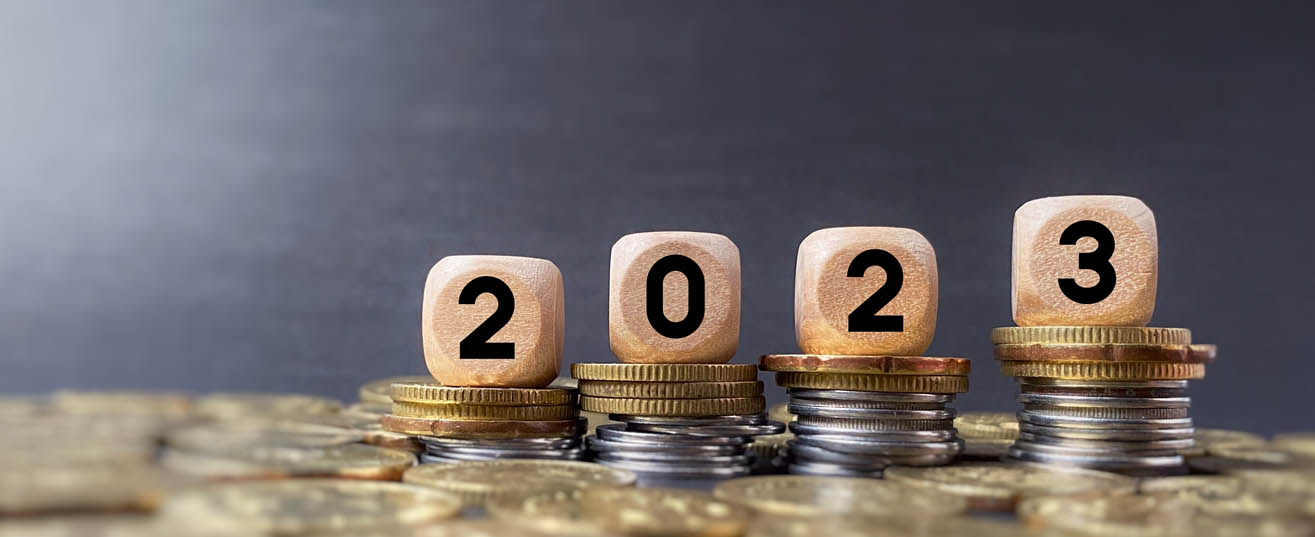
1058;220;1116;304
458;276;516;359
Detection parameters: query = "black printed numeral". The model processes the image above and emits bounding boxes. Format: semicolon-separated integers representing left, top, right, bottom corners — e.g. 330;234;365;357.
458;276;516;359
1058;220;1117;304
847;249;904;332
646;254;706;338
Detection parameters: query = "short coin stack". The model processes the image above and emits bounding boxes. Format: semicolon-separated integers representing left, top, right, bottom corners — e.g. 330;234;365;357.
760;354;970;477
382;380;586;463
992;326;1216;475
571;363;784;483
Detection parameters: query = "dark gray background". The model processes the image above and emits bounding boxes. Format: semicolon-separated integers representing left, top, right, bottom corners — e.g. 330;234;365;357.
2;2;1312;433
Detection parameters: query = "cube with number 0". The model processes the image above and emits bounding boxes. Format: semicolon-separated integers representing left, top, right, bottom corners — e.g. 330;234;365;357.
421;255;564;387
610;231;741;364
1012;195;1158;326
795;227;938;356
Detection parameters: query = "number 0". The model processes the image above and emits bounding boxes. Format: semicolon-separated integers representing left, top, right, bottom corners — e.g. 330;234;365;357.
458;276;516;359
646;254;705;338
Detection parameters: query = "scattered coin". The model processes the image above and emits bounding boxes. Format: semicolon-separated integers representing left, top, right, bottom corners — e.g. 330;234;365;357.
1273;433;1315;458
48;390;192;420
403;460;635;506
954;411;1019;440
0;464;168;515
160;443;416;481
195;393;342;420
711;475;967;517
359;375;437;405
883;462;1136;512
165;421;364;454
579;486;753;537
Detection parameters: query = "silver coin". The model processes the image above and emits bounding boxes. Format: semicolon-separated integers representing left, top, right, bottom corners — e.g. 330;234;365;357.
788;460;884;478
787;422;956;442
1008;445;1185;472
586;436;744;456
1011;440;1183;458
794;435;963;457
1018;422;1195;441
788;401;955;421
787;389;954;404
788;398;946;411
1016;431;1196;451
613;414;765;426
595;424;750;445
596;451;751;465
597;458;753;478
1017;378;1190;389
419;436;580;450
787;441;891;466
792;415;955;432
1019;405;1190;420
625;421;786;437
1017;411;1193;430
1016;394;1191;409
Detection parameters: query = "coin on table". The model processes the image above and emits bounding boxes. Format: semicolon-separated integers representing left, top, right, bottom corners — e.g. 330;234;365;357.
884;462;1136;512
1274;433;1315;458
165;421;364;453
1191;444;1315;473
759;355;970;375
0;396;43;418
1139;475;1243;496
392;381;576;406
382;415;584;439
0;514;173;537
1186;429;1268;456
0;464;168;515
579;486;752;537
991;326;1192;345
579;396;765;416
195;393;343;420
1232;469;1315;497
773;372;969;393
954;411;1019;439
403;460;635;506
997;360;1205;380
49;390;192;420
161;443;416;481
994;344;1217;364
570;363;759;382
359;376;438;405
1018;493;1197;537
577;380;763;399
767;403;792;424
158;480;461;535
712;475;966;517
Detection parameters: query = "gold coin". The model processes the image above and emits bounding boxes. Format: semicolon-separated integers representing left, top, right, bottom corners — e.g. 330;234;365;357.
570;363;758;382
0;396;43;418
1191;444;1315;473
577;380;763;399
747;432;792;460
1232;469;1315;496
402;460;636;506
160;444;416;481
883;462;1136;512
348;402;392;418
1018;494;1203;537
991;326;1192;345
711;475;967;517
158;480;461;535
359;375;438;405
758;355;970;375
0;464;167;515
961;437;1014;460
165;421;364;454
195;393;343;420
997;361;1205;380
0;514;168;537
49;390;192;420
994;344;1217;364
285;412;422;453
1197;429;1268;450
391;382;575;406
391;401;577;421
488;487;751;537
485;489;614;537
773;372;969;393
578;396;765;416
744;515;1025;537
954;412;1019;440
1139;475;1243;496
1274;433;1315;458
381;415;584;439
767;403;792;424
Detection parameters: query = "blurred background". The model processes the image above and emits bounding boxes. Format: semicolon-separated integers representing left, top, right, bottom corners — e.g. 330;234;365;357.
1;2;1311;433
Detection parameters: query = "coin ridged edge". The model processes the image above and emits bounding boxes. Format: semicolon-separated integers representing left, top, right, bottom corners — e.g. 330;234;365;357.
402;461;636;506
793;416;956;432
578;396;766;416
774;372;969;393
381;415;584;438
759;355;970;375
571;363;759;382
391;383;575;406
577;380;763;399
994;344;1216;364
391;401;577;421
991;326;1192;345
998;361;1205;380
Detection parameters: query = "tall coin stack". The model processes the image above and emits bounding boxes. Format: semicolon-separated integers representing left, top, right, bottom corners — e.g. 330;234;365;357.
992;327;1215;475
760;355;969;477
382;380;586;463
572;363;784;484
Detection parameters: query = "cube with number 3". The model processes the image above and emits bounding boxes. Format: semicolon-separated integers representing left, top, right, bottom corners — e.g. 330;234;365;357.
795;227;938;356
1012;195;1158;327
421;255;564;387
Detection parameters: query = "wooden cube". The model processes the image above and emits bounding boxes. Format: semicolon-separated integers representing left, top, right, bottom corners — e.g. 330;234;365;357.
421;255;564;387
610;232;740;364
1013;195;1158;326
795;227;938;356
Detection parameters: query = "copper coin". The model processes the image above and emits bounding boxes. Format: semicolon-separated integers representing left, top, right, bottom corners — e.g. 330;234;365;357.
994;344;1217;364
381;415;584;439
760;355;970;375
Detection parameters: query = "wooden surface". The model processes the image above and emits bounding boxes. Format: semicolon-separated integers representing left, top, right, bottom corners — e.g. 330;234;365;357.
1012;196;1157;327
795;227;938;356
422;256;563;387
609;232;740;364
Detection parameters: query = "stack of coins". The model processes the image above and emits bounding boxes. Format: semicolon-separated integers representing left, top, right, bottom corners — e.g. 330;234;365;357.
760;355;970;477
992;326;1216;475
382;380;586;463
571;363;784;483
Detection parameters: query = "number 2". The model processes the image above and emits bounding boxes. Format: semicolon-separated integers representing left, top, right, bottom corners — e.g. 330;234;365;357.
458;276;516;359
1058;220;1116;304
847;249;904;332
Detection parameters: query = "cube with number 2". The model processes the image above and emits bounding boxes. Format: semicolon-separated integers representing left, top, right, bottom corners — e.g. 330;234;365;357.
421;255;564;387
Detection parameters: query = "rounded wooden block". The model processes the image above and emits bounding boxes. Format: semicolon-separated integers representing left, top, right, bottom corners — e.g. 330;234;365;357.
609;232;741;364
795;227;938;356
1012;196;1158;327
421;255;564;387
759;354;969;375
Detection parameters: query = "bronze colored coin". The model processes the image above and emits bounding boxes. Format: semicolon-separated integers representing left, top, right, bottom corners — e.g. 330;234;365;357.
485;489;615;537
774;372;969;393
402;460;635;506
159;444;416;481
48;390;192;420
165;421;364;454
991;326;1192;346
158;480;461;535
884;462;1136;512
570;363;758;382
382;415;584;439
0;464;167;515
759;355;970;375
195;393;343;420
580;486;752;537
712;475;967;517
578;396;765;417
997;361;1205;380
954;412;1019;440
391;401;577;421
577;380;763;399
391;382;575;406
359;376;439;405
995;344;1217;364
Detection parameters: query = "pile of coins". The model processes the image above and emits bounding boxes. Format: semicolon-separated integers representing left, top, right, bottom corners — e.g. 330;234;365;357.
992;326;1216;475
382;380;587;463
760;354;969;477
571;363;783;483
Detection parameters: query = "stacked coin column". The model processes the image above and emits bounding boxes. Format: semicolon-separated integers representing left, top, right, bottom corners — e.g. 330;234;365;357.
999;196;1216;476
384;255;586;462
760;227;969;478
